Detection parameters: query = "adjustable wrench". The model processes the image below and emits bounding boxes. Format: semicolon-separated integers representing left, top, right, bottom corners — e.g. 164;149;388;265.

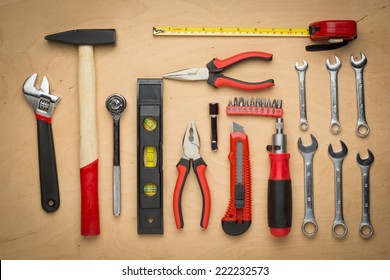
326;56;342;134
351;53;370;137
23;73;60;212
328;141;348;238
298;134;318;237
357;150;375;239
295;60;309;131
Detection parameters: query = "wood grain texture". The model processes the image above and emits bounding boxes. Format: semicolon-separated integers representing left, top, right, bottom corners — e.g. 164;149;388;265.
0;0;389;260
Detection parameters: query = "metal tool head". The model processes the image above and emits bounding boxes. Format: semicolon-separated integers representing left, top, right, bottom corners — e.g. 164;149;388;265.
326;56;341;71
232;122;244;133
45;29;116;46
23;73;60;117
182;121;201;160
106;94;127;120
162;67;209;81
328;140;348;159
297;134;318;154
295;59;308;71
350;52;367;68
357;149;374;166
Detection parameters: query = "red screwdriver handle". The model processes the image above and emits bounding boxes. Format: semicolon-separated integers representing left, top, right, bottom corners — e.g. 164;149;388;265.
209;51;273;72
192;158;211;229
268;153;292;237
173;158;191;229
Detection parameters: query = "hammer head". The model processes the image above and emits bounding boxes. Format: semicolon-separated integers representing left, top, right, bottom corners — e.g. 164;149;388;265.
45;29;116;46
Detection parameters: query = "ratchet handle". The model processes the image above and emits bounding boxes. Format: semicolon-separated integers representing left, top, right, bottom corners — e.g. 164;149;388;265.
173;158;191;229
208;75;275;91
268;153;292;237
37;117;60;213
208;51;273;72
192;158;211;229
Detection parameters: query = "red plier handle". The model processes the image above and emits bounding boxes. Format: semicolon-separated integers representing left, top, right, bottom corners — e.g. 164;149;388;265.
206;51;275;91
173;158;211;229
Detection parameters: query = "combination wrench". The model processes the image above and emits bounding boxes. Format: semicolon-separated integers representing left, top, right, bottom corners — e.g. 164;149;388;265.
350;52;370;137
357;150;375;239
328;141;348;239
326;56;342;134
295;60;309;131
106;94;127;216
298;134;318;237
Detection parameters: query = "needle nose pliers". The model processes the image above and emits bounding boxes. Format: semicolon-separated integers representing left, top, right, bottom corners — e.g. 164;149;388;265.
173;121;211;229
163;51;275;91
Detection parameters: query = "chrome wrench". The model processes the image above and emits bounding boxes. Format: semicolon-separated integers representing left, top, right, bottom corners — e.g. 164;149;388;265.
350;52;370;137
298;134;318;237
328;141;348;239
106;94;127;216
357;150;375;239
326;56;342;134
295;60;309;131
23;73;60;212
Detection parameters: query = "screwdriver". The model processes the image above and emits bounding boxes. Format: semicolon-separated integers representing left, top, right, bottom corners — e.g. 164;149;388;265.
266;118;292;237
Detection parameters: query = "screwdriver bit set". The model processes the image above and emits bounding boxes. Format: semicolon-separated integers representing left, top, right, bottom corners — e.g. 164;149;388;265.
226;97;283;117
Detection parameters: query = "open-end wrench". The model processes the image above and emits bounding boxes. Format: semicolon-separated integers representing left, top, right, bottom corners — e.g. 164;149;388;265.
295;60;309;131
351;52;370;137
357;150;375;239
106;94;127;216
298;134;318;237
23;73;60;212
326;56;342;134
328;141;348;238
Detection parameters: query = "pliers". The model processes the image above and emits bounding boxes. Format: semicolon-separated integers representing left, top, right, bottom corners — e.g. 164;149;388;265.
163;51;275;91
173;121;211;229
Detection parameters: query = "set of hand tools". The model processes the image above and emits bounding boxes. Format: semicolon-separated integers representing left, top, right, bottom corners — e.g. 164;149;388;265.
22;18;375;240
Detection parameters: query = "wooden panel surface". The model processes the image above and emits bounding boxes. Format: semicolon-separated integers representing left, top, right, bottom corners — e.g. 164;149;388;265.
0;0;389;260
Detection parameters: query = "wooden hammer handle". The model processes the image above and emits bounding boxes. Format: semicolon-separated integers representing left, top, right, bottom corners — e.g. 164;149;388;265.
78;45;100;236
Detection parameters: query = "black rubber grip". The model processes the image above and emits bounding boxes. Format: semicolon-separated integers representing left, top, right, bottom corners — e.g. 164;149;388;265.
267;180;292;228
113;119;120;166
37;119;60;212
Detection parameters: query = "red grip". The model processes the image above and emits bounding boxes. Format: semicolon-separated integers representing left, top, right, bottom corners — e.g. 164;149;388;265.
214;77;274;90
173;163;189;229
269;153;291;180
194;164;211;229
80;159;100;236
213;51;273;70
35;113;52;123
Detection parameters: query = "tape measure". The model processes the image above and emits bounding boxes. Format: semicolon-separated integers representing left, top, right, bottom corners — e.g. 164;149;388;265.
153;20;357;51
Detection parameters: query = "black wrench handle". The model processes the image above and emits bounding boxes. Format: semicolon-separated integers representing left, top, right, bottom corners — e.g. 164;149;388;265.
37;118;60;212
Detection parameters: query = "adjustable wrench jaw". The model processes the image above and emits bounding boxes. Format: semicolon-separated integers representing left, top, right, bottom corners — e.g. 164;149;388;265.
23;73;60;120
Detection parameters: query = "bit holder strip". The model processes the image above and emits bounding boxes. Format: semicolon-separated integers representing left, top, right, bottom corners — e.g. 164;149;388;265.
226;97;283;117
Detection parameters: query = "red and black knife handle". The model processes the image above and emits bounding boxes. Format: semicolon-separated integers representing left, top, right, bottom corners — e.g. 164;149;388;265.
207;51;273;72
36;115;60;212
208;75;274;90
268;153;292;237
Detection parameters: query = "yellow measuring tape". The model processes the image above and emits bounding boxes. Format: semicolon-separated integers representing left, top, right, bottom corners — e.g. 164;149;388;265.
153;26;310;37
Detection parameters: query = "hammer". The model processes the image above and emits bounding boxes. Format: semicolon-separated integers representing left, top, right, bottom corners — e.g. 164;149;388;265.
45;29;116;236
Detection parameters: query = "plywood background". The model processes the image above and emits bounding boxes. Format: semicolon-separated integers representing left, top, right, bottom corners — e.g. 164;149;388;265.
0;0;389;259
